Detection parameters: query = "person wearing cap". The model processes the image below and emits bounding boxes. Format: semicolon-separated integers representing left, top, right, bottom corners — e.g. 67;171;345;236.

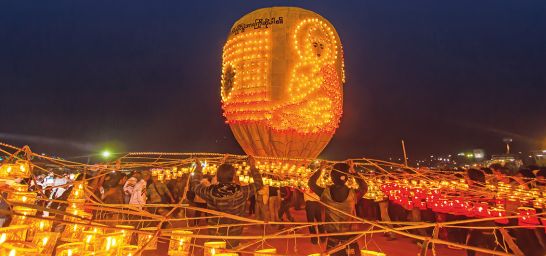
308;161;367;256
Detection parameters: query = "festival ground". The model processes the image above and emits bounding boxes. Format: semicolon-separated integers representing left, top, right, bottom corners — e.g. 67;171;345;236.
146;208;475;256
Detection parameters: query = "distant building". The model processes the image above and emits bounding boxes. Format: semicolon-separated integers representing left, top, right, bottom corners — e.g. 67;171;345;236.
486;154;523;172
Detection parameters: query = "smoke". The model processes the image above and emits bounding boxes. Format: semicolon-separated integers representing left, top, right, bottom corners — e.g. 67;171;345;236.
0;133;95;152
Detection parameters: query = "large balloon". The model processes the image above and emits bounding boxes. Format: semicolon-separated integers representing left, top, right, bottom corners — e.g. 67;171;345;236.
221;7;345;158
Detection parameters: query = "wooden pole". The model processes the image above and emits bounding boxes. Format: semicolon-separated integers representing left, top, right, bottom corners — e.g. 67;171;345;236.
401;139;408;167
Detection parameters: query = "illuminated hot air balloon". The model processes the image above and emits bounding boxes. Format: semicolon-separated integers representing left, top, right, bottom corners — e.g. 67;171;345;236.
221;7;345;158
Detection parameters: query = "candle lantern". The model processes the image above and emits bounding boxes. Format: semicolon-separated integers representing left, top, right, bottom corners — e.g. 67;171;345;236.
10;208;37;226
9;183;28;192
472;203;489;218
0;225;30;242
8;191;37;205
168;230;193;255
115;225;135;245
32;231;59;256
61;213;91;243
68;182;87;200
120;245;139;256
0;160;31;179
518;207;540;227
138;227;158;250
255;248;277;255
204;241;227;256
56;242;84;256
82;227;106;252
489;207;508;225
0;242;38;256
100;232;124;256
27;216;54;240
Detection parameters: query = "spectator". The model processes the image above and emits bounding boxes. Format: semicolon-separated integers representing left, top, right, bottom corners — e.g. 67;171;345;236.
127;171;149;210
278;186;294;222
123;172;139;203
268;186;281;224
147;174;175;216
309;161;367;256
304;187;323;244
191;156;263;248
255;184;269;221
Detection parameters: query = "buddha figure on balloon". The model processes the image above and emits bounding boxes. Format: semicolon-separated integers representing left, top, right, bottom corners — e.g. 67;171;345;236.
221;7;345;158
271;18;343;134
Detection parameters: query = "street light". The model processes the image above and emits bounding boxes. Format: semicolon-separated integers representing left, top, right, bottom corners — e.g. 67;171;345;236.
101;150;111;159
502;137;512;154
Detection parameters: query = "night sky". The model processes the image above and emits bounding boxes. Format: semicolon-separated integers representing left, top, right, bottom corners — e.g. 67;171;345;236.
1;1;545;161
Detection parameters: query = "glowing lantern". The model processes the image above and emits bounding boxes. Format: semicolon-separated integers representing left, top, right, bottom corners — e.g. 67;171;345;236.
0;225;30;242
120;245;138;256
138;227;158;250
0;242;38;256
361;249;386;256
101;232;123;255
255;248;277;255
114;225;135;245
518;207;540;227
168;230;193;256
204;241;226;256
56;242;84;256
0;160;31;179
221;7;345;159
32;231;59;256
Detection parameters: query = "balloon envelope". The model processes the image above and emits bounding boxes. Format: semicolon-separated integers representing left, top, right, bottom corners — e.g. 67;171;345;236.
221;7;345;158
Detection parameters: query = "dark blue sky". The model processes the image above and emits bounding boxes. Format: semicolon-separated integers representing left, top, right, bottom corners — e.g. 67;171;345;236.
1;1;545;160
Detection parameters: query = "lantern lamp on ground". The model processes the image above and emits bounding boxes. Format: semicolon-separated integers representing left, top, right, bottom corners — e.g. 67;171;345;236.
137;227;158;250
254;248;277;255
32;231;59;256
168;230;193;256
204;241;227;256
56;242;84;256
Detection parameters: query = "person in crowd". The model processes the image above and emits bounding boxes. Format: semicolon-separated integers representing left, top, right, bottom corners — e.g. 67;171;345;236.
480;167;494;184
511;168;535;189
536;168;546;187
101;173;127;220
293;189;304;210
191;156;263;248
123;172;142;204
189;177;209;226
167;174;186;204
51;174;68;200
508;169;544;256
50;173;84;214
255;184;269;222
128;171;149;210
489;163;510;184
278;186;294;222
308;161;367;256
303;186;324;244
167;173;188;218
268;185;281;224
147;173;175;216
377;196;396;240
465;168;496;256
248;195;256;216
37;185;53;217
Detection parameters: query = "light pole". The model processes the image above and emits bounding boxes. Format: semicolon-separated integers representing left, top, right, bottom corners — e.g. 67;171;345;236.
502;137;512;155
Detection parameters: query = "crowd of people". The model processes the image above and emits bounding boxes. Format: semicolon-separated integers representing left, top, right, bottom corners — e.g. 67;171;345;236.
2;157;546;256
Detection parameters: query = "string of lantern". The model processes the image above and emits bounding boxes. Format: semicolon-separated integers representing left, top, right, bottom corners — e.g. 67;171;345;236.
0;142;542;255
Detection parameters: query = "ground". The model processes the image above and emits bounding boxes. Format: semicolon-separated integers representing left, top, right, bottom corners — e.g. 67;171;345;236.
146;207;473;256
